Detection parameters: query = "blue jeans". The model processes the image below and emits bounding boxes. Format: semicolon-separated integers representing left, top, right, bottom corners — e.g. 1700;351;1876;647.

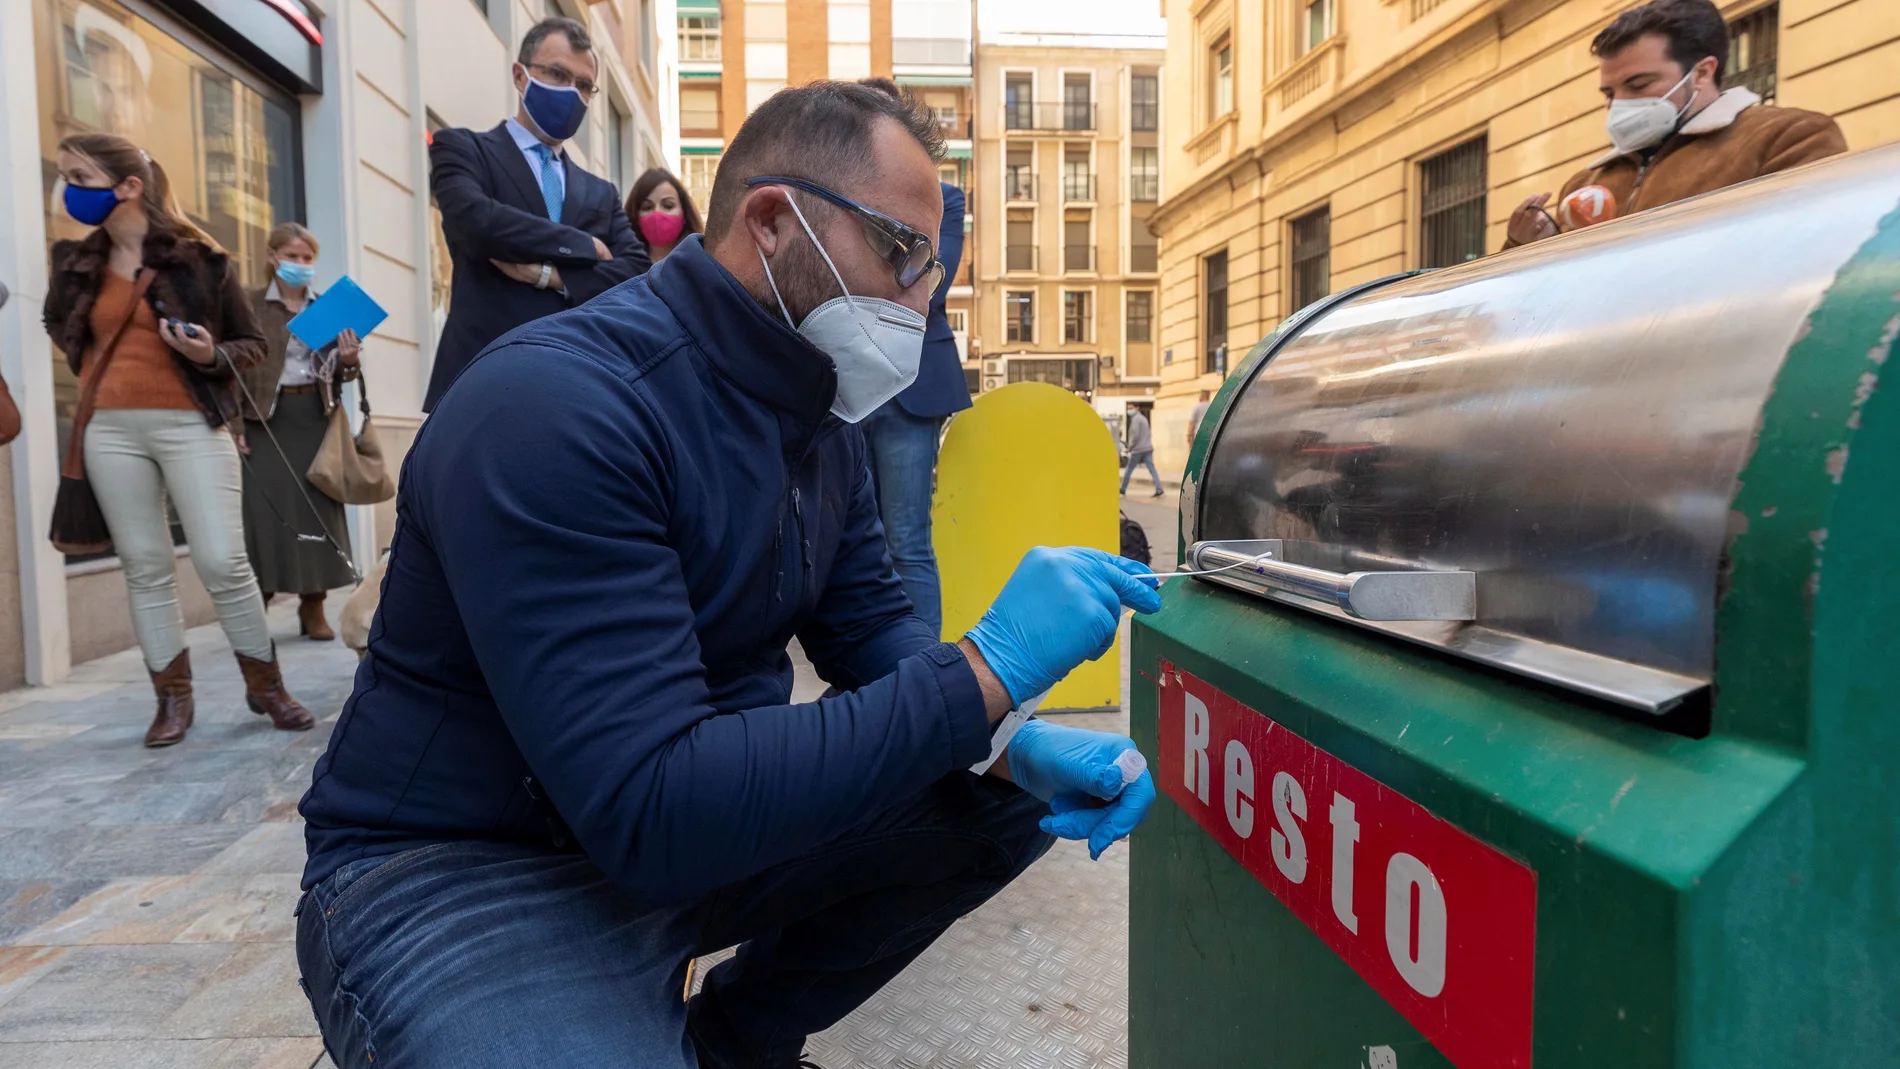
860;404;945;635
296;774;1051;1068
1120;450;1162;494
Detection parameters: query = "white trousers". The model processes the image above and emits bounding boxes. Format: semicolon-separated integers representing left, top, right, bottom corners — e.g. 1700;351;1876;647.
84;409;275;671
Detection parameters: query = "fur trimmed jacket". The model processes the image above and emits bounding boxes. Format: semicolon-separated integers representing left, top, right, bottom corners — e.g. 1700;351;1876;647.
43;227;267;428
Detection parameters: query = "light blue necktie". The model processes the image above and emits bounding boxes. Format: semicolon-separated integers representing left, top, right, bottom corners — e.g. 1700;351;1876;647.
531;143;563;223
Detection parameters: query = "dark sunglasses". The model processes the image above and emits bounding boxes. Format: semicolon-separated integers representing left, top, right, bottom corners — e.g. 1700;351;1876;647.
744;175;945;292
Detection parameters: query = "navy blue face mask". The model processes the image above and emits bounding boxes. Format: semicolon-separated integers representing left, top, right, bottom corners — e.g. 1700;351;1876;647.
64;183;120;226
521;75;588;142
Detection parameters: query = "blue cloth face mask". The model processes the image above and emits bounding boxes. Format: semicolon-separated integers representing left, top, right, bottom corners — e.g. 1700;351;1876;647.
63;183;120;226
521;75;588;142
275;261;316;288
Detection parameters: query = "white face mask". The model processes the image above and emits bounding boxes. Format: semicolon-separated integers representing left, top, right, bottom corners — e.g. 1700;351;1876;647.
757;194;926;423
1605;69;1698;155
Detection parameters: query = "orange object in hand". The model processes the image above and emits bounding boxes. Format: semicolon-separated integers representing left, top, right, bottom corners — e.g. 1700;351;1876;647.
1558;184;1618;230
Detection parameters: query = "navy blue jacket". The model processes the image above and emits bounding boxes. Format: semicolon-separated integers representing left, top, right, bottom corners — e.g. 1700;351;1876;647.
892;182;971;419
424;123;651;412
301;237;993;903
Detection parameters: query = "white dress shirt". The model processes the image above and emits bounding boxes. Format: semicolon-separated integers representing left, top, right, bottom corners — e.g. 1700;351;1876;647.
265;279;318;387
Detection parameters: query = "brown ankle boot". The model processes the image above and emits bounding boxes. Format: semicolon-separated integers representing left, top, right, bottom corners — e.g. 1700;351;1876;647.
145;650;194;747
236;645;315;731
299;593;335;641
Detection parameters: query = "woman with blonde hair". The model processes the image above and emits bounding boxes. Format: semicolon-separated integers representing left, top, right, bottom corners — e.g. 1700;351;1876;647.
239;222;359;640
42;132;313;747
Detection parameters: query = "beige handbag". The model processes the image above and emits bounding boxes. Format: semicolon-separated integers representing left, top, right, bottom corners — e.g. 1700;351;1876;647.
307;371;396;505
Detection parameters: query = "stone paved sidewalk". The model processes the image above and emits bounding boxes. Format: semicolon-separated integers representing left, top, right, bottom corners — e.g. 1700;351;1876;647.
0;599;357;1069
0;522;1179;1069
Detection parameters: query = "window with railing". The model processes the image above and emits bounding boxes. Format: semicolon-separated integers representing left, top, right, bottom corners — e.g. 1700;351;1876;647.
1064;213;1093;272
1204;249;1228;374
1007;290;1035;342
1419;136;1488;268
1062;146;1093;201
679;85;720;134
1130;147;1158;202
1005;73;1034;130
1006;167;1037;201
679;13;721;62
1288;205;1330;314
1725;4;1779;104
1131;72;1159;132
1063;73;1093;131
1130;216;1157;273
1006;210;1036;271
1063;291;1091;343
1125;290;1152;342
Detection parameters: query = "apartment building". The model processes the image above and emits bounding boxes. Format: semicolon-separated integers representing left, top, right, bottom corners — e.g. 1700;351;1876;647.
0;0;674;685
1148;0;1900;474
969;32;1166;402
675;0;976;351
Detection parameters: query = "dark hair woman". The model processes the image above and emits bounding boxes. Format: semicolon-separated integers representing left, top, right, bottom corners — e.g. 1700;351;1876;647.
238;222;360;642
623;168;703;262
42;133;313;748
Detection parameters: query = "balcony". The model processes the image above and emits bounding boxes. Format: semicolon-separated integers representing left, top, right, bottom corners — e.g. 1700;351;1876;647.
1006;244;1038;272
1003;101;1098;133
1061;174;1095;202
1005;171;1038;201
1064;245;1095;273
680;30;721;63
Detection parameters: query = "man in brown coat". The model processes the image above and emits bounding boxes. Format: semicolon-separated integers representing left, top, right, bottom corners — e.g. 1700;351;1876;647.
1505;0;1846;250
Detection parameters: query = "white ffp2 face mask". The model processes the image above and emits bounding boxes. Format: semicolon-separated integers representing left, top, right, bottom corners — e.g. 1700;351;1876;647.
757;195;926;423
1605;69;1697;155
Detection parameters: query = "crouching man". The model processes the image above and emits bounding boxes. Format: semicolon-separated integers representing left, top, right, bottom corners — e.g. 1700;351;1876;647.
295;81;1161;1069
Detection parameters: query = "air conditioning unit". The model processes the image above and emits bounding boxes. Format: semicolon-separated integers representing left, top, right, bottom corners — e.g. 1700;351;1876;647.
983;360;1003;375
983;376;1005;393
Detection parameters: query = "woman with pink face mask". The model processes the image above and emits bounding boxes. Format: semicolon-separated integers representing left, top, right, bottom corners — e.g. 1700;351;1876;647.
623;168;703;262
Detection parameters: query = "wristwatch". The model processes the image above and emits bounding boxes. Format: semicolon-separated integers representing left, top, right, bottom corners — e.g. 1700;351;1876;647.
534;263;553;290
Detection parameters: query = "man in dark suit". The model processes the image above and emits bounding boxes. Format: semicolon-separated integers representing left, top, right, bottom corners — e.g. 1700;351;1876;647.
857;79;971;637
424;17;650;412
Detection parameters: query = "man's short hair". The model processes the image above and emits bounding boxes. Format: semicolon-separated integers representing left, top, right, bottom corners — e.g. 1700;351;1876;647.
705;81;946;243
1591;0;1729;83
857;77;904;101
519;16;593;65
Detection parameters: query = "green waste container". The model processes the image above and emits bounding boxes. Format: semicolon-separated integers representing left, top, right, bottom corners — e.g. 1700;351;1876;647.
1129;145;1900;1069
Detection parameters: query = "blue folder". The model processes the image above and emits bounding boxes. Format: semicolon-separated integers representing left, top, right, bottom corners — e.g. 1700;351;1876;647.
287;275;388;351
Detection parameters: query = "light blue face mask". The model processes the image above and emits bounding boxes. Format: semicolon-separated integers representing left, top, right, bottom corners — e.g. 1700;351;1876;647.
275;261;316;288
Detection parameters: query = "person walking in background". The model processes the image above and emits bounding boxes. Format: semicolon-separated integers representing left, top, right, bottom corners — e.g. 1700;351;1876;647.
1187;389;1212;450
239;223;359;642
42;133;313;748
1120;402;1162;498
625;167;703;263
424;17;650;412
1504;0;1844;249
855;77;969;636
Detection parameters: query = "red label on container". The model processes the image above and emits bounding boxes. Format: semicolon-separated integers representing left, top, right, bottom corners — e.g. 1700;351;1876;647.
1156;662;1536;1069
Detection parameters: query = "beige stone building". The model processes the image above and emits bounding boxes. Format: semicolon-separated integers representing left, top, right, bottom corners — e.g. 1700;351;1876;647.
968;32;1166;402
1148;0;1900;474
675;0;977;351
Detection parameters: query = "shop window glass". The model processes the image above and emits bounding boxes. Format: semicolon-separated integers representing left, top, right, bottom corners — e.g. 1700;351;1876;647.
35;0;303;554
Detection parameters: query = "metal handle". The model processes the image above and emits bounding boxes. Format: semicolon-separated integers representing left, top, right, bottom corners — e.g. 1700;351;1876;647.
1187;540;1477;621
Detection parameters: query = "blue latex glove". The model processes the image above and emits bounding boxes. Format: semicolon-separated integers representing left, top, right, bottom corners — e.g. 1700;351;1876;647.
1006;717;1155;860
966;547;1161;706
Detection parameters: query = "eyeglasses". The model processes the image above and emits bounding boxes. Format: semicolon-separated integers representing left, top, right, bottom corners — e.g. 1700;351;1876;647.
525;63;600;100
744;175;945;293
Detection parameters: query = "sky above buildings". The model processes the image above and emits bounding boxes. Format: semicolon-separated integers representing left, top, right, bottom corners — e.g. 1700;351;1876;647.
978;0;1166;39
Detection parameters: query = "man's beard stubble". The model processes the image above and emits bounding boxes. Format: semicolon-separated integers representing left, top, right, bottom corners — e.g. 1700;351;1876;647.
748;229;841;328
